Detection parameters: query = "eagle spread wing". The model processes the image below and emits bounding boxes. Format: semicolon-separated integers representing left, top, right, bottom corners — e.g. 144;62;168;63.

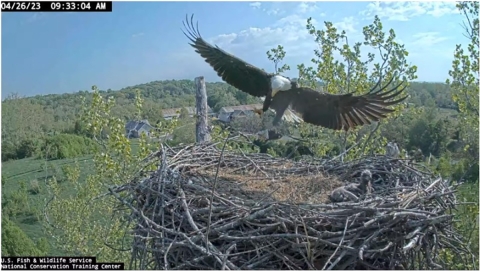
182;14;271;98
272;78;407;131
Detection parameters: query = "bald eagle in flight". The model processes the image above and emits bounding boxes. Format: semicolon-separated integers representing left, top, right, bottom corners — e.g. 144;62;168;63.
182;14;408;131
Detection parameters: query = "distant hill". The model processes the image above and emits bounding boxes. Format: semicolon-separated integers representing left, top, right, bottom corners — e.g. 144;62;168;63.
2;79;457;137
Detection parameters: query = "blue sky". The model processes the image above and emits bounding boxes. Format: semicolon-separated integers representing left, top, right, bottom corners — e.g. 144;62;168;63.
1;1;468;97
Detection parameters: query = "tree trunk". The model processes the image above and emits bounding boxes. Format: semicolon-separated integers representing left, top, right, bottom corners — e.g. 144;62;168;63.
195;76;211;143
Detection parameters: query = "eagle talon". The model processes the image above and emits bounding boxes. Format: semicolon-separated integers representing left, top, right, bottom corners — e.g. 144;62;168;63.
253;108;264;116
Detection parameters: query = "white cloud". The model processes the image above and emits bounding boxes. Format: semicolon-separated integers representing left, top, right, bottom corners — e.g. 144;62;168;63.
259;3;285;17
297;2;318;14
207;10;319;58
210;33;237;47
132;32;144;38
361;1;459;21
259;2;316;17
274;14;316;29
266;8;281;16
249;2;261;9
334;16;358;34
168;6;321;81
170;1;459;83
410;32;449;47
426;2;461;17
25;13;46;24
171;1;366;80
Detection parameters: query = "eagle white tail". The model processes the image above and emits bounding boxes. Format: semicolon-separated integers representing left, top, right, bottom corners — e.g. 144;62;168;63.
282;109;303;123
259;96;303;124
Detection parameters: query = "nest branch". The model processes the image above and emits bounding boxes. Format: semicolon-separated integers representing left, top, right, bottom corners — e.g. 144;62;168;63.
109;142;474;270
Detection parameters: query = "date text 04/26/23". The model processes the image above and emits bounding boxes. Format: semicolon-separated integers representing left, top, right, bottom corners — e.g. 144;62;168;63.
1;1;113;12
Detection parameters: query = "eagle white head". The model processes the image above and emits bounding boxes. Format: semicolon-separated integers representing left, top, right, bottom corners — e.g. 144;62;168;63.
270;75;293;97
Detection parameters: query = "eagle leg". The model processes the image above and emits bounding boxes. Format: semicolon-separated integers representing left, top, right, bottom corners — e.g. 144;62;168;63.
262;90;273;112
272;114;282;126
272;104;289;126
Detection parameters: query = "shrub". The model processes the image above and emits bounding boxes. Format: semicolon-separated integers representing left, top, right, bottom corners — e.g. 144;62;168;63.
2;181;29;217
40;134;98;160
17;138;41;159
29;179;41;195
1;216;44;256
169;122;195;146
2;136;46;161
1;143;18;161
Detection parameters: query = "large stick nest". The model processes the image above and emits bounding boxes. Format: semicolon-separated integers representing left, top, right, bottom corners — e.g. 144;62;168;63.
110;142;474;270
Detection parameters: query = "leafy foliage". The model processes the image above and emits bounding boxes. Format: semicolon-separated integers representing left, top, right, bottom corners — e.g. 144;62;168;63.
439;3;479;268
447;2;479;122
446;1;479;165
259;13;478;269
2;216;48;256
45;86;139;262
270;15;418;161
1;77;454;163
266;45;291;73
40;134;99;160
1;11;477;267
42;85;186;261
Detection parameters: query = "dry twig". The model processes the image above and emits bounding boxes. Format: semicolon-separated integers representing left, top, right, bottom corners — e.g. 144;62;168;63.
109;142;474;270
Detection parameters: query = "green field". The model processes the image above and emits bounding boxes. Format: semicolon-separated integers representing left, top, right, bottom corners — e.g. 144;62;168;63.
1;139;142;255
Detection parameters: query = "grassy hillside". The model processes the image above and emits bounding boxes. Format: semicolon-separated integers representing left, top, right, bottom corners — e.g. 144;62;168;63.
1;140;143;255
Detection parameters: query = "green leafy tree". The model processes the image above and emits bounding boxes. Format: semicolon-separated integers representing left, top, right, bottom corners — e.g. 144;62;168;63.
45;86;143;262
44;86;181;262
268;16;417;160
406;110;454;157
442;2;479;269
2;216;47;256
170;121;196;145
209;92;239;112
266;45;291;73
141;101;164;125
179;107;190;119
133;88;143;120
1;93;54;161
40;134;98;160
446;1;479;163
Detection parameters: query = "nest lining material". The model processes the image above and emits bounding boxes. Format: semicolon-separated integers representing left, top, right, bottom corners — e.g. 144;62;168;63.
109;142;474;270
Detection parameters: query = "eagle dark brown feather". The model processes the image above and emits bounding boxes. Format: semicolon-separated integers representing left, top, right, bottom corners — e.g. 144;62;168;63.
270;79;408;131
182;14;272;98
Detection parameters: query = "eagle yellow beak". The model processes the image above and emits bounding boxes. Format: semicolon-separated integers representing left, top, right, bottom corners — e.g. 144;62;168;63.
272;89;279;97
